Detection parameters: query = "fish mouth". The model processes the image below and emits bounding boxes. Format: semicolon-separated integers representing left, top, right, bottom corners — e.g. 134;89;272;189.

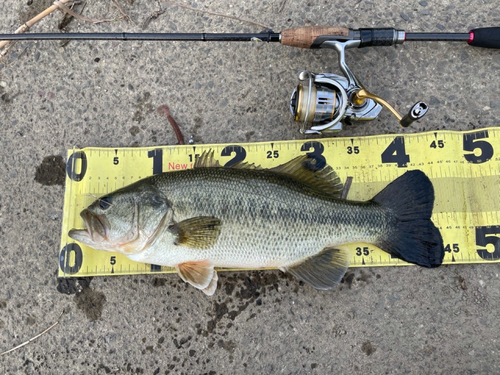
68;209;108;244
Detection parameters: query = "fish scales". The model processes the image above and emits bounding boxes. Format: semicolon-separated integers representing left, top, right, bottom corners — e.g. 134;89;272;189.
146;167;389;268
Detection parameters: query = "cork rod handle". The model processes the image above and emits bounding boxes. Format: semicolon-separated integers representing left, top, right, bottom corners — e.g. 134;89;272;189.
280;26;350;48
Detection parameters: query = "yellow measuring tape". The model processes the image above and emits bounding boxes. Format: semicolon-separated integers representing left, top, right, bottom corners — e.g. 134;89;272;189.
58;128;500;277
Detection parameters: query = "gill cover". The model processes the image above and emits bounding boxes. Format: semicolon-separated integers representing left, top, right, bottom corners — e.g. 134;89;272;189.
69;183;171;254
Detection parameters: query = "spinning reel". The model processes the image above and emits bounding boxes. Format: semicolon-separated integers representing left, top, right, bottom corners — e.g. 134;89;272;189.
289;39;428;134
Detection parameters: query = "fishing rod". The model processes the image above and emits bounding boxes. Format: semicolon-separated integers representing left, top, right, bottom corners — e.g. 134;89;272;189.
2;26;500;134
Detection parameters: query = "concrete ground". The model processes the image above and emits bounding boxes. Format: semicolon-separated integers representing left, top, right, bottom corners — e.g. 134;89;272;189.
1;0;500;374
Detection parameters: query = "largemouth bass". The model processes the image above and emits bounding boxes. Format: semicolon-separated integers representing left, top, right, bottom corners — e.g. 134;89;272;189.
69;151;444;295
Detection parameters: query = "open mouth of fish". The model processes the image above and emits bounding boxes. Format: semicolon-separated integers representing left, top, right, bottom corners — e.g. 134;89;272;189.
68;209;108;243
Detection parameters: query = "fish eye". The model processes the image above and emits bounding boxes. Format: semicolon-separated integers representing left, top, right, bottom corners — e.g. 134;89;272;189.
99;196;112;210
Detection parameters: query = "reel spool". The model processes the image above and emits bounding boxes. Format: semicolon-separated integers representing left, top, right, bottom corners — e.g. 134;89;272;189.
290;71;348;133
290;71;384;134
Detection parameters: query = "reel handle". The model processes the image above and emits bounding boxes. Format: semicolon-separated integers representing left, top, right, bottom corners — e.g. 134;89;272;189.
353;89;428;128
400;102;429;128
469;27;500;49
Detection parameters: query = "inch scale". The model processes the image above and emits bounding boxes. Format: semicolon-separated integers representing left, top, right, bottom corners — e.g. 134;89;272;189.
59;128;500;278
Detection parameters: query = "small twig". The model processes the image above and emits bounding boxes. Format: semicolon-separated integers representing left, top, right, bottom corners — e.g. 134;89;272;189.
164;0;270;30
1;0;120;56
58;1;87;46
142;8;166;30
0;310;64;356
53;1;116;24
0;42;15;58
341;176;353;199
278;0;288;13
0;0;74;53
111;0;135;24
157;105;185;145
58;0;85;30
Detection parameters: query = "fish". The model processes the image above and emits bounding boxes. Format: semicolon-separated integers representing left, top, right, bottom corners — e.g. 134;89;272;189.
68;150;444;295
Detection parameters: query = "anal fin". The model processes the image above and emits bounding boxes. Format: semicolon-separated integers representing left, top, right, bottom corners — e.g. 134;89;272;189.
284;246;351;290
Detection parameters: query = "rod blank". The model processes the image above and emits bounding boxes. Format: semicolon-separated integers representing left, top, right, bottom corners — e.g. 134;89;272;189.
0;32;281;42
405;33;470;42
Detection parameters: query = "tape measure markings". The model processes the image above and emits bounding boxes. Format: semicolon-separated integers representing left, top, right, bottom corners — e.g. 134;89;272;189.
59;128;500;277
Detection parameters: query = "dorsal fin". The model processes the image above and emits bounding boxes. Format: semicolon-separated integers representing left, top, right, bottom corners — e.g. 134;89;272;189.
194;151;343;197
194;150;221;168
194;150;263;170
271;155;343;197
230;161;262;170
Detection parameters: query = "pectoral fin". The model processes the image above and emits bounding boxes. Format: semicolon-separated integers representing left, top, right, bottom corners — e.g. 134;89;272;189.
169;216;221;249
176;260;217;294
284;246;351;290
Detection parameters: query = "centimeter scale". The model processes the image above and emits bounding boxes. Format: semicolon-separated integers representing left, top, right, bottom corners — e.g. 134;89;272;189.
59;128;500;277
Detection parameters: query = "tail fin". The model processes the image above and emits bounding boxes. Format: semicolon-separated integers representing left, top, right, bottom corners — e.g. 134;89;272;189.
372;170;444;268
